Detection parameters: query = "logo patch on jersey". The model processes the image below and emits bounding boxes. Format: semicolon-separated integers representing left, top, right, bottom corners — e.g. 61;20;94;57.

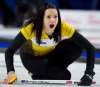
40;41;46;44
31;38;57;47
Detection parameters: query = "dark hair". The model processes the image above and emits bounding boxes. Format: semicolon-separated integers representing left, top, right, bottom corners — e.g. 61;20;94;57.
25;3;61;44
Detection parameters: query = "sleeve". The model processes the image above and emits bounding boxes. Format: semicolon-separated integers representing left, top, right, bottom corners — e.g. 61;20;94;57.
70;31;95;76
5;32;26;73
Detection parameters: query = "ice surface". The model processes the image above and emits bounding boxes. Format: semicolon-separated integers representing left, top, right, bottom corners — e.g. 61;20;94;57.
0;53;100;87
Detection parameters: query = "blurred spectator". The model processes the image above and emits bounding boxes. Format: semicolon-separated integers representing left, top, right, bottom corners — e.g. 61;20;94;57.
91;0;100;10
46;0;60;8
46;0;100;10
16;0;46;27
60;0;100;10
0;0;16;27
16;0;36;27
1;0;100;28
98;0;100;10
4;0;16;13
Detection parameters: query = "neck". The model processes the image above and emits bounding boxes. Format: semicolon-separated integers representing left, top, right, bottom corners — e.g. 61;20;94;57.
43;29;54;36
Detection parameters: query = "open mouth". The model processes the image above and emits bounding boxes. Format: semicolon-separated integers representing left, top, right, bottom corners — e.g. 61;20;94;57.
49;24;54;29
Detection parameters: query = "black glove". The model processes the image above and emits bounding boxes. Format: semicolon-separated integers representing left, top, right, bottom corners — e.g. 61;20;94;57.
78;74;93;86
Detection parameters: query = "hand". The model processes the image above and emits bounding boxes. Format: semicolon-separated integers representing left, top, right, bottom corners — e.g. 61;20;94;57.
78;74;93;86
3;71;17;84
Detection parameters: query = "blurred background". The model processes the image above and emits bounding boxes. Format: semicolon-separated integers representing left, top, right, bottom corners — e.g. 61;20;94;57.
0;0;100;63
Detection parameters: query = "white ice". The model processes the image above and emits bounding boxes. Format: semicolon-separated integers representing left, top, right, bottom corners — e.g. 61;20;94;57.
0;53;100;87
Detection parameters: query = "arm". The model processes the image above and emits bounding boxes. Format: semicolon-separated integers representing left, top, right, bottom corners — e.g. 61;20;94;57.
70;30;95;75
5;32;26;73
70;30;95;86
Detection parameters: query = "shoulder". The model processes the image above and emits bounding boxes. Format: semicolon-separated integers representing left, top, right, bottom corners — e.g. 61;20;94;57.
61;20;76;38
20;23;34;32
20;23;35;39
61;20;76;31
23;22;34;29
61;20;74;29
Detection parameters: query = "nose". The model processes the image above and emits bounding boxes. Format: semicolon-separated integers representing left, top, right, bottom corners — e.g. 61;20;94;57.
50;17;55;22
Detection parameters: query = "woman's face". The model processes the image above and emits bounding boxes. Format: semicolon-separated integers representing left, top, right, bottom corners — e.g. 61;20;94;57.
43;8;58;35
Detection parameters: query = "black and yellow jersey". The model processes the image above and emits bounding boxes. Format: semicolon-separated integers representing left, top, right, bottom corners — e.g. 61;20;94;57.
20;20;75;56
5;20;95;74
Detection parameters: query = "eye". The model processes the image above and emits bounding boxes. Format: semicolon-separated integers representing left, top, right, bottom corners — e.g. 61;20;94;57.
47;16;51;19
54;15;58;18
